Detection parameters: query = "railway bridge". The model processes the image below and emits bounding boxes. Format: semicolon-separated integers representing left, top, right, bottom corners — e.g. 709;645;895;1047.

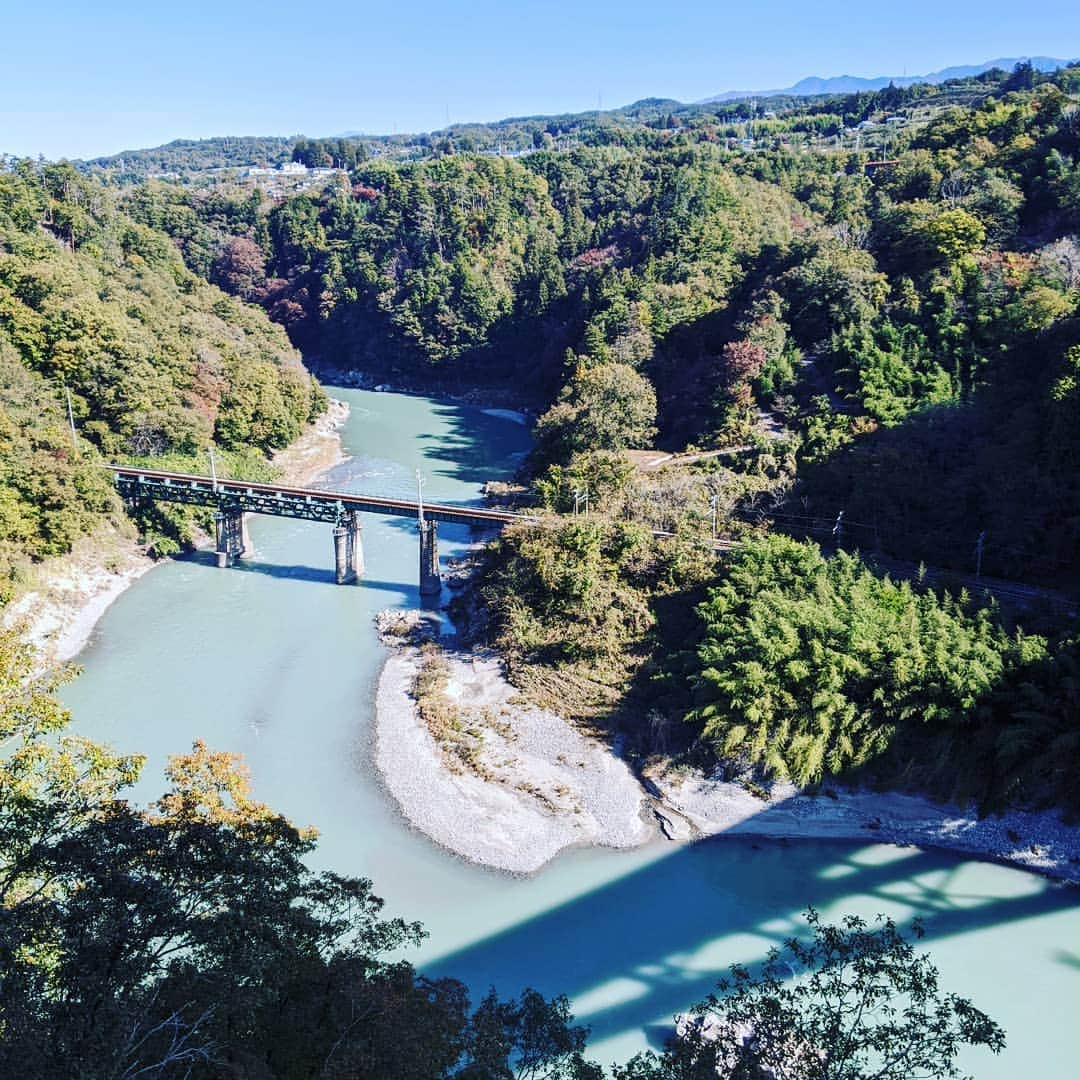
109;466;530;596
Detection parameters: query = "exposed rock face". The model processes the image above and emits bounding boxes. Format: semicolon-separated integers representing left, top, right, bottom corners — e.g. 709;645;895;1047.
374;608;439;644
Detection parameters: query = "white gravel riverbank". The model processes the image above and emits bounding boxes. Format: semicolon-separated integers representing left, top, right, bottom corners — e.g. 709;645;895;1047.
375;646;653;873
373;638;1080;884
3;531;157;676
648;771;1080;885
271;396;351;487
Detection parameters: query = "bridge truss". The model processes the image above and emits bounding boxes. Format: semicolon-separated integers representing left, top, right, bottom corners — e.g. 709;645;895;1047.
110;466;521;594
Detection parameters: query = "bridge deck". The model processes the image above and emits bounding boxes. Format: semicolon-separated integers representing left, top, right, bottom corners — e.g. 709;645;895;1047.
109;466;531;527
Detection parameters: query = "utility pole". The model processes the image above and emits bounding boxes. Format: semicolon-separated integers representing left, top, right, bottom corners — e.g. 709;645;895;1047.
417;468;425;526
709;493;719;539
209;447;218;493
832;509;845;546
974;530;986;580
64;386;77;448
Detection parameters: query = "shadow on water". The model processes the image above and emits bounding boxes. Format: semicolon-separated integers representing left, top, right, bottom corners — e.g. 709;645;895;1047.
417;404;529;486
1057;950;1080;970
184;552;418;596
423;816;1079;1053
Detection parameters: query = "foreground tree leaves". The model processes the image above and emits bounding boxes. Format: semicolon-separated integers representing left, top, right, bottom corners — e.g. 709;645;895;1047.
615;909;1005;1080
459;989;604;1080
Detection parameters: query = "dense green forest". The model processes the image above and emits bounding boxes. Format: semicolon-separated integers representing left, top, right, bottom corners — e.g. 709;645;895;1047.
81;62;1079;814
687;536;1079;812
0;160;324;585
127;63;1080;579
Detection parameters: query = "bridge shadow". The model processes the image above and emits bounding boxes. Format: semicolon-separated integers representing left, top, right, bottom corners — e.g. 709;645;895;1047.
420;815;1079;1058
232;559;337;585
182;552;415;595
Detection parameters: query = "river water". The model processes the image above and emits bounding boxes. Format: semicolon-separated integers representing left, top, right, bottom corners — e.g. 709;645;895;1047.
65;388;1079;1076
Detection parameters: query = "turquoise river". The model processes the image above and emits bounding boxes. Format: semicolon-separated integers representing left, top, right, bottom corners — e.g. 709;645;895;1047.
64;387;1080;1075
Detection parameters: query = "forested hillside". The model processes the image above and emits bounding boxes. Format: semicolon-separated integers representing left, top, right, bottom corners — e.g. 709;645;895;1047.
118;61;1080;815
0;161;324;588
4;62;1078;812
133;63;1080;583
80;135;294;181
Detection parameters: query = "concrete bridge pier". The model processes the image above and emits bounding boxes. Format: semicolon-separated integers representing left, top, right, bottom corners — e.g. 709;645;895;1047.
214;507;249;567
419;519;441;596
333;511;363;584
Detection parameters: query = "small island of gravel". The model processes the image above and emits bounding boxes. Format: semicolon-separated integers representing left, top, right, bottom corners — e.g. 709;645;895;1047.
373;616;653;874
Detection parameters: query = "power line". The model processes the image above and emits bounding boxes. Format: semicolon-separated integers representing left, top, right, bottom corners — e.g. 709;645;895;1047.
64;386;77;448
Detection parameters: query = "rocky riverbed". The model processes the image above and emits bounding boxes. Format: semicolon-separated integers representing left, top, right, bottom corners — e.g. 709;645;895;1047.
647;769;1080;884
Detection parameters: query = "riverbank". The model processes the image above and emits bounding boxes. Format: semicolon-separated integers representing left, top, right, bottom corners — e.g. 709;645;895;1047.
647;769;1080;885
5;398;350;675
272;396;351;486
310;362;535;420
2;527;157;676
372;634;1080;884
375;638;652;874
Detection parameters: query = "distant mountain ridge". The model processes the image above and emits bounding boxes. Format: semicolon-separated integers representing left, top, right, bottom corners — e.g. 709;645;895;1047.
70;55;1078;172
699;56;1075;103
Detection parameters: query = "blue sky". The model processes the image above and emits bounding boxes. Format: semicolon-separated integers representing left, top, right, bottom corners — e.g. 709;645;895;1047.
2;0;1077;160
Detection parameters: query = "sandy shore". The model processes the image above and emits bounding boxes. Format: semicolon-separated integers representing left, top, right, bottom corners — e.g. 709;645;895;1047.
271;396;350;486
375;644;652;873
373;639;1080;884
5;399;350;675
3;529;158;675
